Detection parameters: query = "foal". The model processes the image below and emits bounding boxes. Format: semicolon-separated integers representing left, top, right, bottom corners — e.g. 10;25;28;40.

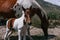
4;11;26;40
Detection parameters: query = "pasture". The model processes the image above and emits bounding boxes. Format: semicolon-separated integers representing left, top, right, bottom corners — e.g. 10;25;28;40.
0;0;60;40
0;26;60;40
0;15;60;40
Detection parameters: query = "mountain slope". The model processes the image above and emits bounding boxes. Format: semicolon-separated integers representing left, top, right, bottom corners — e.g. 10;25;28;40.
36;0;60;14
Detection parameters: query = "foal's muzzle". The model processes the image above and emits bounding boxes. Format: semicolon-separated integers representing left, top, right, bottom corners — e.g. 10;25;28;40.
24;20;32;25
28;22;32;25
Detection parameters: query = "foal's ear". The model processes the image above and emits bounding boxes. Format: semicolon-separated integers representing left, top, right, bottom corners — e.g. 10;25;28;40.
22;7;26;11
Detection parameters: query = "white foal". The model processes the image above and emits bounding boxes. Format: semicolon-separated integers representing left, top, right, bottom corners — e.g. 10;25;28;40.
4;11;26;40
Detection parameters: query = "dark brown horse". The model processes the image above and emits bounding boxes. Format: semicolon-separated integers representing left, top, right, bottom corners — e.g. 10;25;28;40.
22;7;49;38
0;0;17;19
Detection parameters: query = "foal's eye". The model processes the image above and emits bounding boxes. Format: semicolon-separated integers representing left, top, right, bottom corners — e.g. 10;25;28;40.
15;6;16;8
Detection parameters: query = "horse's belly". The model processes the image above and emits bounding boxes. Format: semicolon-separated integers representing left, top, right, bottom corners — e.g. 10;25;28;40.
12;24;23;31
13;20;24;31
13;26;18;31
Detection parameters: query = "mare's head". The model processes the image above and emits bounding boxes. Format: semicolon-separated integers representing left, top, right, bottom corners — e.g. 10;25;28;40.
22;6;32;25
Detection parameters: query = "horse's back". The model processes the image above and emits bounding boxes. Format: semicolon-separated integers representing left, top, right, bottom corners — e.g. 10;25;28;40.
0;0;6;5
0;0;17;12
7;18;16;29
0;0;17;18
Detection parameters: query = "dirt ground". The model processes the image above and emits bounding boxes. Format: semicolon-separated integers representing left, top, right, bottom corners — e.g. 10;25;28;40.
0;26;60;40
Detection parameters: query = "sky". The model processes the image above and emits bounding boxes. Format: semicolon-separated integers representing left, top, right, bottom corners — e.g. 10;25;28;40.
44;0;60;6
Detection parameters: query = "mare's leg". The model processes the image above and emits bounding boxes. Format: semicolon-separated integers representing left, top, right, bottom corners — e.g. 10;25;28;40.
36;10;49;38
41;15;49;37
18;29;21;40
41;15;49;39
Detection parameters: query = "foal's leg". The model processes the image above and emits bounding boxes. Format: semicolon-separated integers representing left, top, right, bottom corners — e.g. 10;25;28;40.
7;31;13;40
26;25;33;40
27;25;30;36
18;29;21;40
4;28;10;40
23;34;26;40
4;27;13;40
4;30;12;40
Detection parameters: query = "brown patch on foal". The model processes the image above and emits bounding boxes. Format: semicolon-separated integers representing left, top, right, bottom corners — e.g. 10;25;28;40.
7;18;16;29
25;9;31;24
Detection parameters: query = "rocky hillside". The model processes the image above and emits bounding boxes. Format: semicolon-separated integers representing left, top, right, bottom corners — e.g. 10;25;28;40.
36;0;60;14
31;0;60;27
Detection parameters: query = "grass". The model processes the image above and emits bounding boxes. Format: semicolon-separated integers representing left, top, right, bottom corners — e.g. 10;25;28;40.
9;35;41;40
31;15;41;28
9;34;57;40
